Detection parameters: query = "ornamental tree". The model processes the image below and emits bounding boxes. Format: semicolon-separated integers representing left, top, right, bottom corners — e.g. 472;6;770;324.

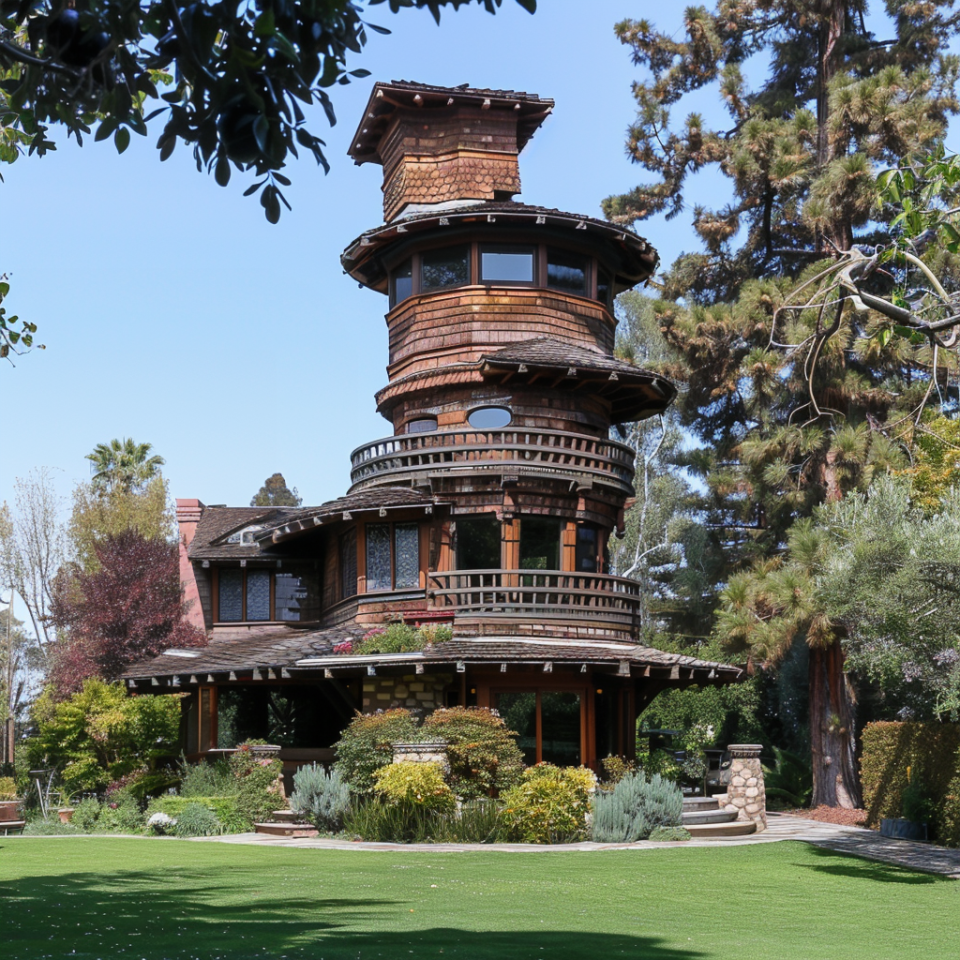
50;530;205;696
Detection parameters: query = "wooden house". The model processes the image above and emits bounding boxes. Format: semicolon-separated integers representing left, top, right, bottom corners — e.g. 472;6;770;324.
123;81;741;776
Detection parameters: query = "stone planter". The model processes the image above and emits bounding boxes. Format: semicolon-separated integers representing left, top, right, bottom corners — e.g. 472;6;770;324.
880;817;928;842
392;741;450;774
58;807;76;824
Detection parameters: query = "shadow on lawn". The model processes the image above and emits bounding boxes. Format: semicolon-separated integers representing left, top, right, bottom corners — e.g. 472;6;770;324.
0;863;707;960
794;845;944;884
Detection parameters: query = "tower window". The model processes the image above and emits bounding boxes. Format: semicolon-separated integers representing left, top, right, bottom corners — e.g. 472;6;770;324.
456;515;502;570
547;248;588;296
422;245;470;291
391;259;413;307
480;245;535;283
405;418;438;434
468;406;512;429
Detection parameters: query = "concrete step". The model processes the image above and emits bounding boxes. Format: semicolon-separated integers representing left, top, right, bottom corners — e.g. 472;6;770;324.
682;797;720;814
254;822;318;838
712;794;729;805
684;820;757;839
270;809;302;823
682;808;739;826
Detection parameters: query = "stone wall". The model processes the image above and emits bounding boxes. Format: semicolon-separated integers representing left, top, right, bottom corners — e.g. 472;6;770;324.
361;674;452;715
721;744;767;832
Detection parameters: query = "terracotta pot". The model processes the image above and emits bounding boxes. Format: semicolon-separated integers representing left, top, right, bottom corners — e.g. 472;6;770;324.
58;807;76;824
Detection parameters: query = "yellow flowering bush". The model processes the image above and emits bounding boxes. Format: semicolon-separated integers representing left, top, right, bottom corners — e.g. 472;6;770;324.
499;763;594;843
372;761;456;813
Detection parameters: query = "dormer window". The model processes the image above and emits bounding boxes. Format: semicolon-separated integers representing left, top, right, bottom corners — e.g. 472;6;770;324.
225;525;264;545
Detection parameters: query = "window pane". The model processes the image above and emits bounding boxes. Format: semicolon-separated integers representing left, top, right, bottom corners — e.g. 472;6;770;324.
406;418;438;434
547;248;587;296
468;406;512;429
340;529;357;600
366;523;392;591
575;525;599;573
422;245;469;291
392;259;412;307
520;517;561;571
246;569;271;621
480;246;534;282
597;270;612;306
457;515;501;570
218;568;243;621
541;692;581;766
394;523;420;589
275;568;319;622
497;692;537;766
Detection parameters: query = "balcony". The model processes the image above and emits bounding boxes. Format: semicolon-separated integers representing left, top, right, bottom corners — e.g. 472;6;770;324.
350;428;635;494
428;569;642;635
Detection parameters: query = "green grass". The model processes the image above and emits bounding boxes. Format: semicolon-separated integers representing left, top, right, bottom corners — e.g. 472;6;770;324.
0;838;957;959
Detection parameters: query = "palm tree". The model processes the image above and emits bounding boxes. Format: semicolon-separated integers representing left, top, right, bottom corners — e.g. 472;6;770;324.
86;439;165;494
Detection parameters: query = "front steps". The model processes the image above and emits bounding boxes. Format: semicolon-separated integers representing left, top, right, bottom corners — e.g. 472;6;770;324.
253;810;318;838
681;796;756;839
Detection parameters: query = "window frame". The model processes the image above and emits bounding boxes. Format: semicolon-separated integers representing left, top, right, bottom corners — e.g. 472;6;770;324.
214;565;318;624
478;243;537;286
362;520;422;593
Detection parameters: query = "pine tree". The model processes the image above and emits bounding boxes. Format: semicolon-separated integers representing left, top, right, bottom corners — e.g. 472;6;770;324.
606;2;960;806
250;473;302;507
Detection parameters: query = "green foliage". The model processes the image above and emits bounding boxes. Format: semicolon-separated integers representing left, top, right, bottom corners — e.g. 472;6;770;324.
860;722;960;839
250;473;301;507
439;799;502;844
227;744;283;825
637;749;682;783
0;274;41;363
174;802;222;838
499;764;593;844
353;623;453;656
0;775;16;799
763;747;813;810
95;796;144;833
421;706;524;799
84;439;165;496
146;795;248;833
648;826;691;842
179;758;237;798
373;761;455;813
600;756;636;785
22;817;78;835
70;798;102;831
591;772;683;843
29;680;181;795
334;709;420;795
343;798;443;843
940;761;960;847
289;764;351;831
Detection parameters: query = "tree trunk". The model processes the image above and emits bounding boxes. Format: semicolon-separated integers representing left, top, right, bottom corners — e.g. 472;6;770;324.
809;638;861;808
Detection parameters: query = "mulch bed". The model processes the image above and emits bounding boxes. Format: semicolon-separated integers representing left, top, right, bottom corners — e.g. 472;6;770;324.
782;805;869;827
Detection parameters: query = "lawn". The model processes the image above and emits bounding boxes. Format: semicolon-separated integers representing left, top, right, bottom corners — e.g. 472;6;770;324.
0;838;957;960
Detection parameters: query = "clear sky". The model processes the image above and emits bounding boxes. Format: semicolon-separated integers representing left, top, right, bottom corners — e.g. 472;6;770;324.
0;1;785;516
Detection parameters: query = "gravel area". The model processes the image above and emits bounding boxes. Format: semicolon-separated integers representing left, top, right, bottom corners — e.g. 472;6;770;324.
784;805;869;827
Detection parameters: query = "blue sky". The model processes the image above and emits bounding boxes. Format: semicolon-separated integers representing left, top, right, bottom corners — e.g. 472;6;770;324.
0;1;803;514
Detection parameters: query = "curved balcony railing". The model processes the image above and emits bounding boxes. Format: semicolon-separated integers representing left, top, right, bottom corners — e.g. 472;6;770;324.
350;429;635;494
428;569;641;629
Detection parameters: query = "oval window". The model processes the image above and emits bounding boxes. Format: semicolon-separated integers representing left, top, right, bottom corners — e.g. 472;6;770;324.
406;418;438;434
468;406;512;429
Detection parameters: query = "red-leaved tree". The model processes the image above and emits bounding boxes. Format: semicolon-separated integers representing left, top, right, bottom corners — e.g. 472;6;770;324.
50;531;206;697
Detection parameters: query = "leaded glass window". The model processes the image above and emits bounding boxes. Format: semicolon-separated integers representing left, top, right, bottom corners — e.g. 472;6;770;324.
246;569;271;621
394;524;420;589
218;568;243;621
422;245;469;291
340;529;357;600
366;523;392;591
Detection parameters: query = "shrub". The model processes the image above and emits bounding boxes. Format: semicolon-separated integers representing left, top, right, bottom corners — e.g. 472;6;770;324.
422;707;524;800
95;795;145;833
860;722;960;837
600;756;636;785
289;764;351;831
648;826;691;842
24;817;78;835
179;758;237;798
500;765;591;844
940;762;960;847
174;802;222;837
146;811;176;835
146;795;249;833
763;747;813;809
228;743;283;825
638;749;683;783
439;799;502;843
71;798;102;831
353;623;454;656
106;767;179;803
0;776;17;799
343;799;442;843
334;709;420;795
591;772;683;842
373;761;455;813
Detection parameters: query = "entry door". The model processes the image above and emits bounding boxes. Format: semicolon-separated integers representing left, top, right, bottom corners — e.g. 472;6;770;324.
495;690;584;766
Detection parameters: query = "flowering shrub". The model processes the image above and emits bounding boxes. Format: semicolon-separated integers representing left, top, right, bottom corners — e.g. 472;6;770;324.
333;641;354;654
499;764;593;843
228;743;284;824
373;761;455;813
146;795;248;833
334;623;454;656
334;709;420;795
147;811;176;835
422;707;524;800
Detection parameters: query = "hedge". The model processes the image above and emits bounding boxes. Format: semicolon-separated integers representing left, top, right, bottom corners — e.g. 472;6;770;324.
146;796;249;833
860;722;960;839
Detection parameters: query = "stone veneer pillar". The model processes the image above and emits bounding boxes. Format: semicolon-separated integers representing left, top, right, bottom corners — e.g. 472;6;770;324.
722;744;767;832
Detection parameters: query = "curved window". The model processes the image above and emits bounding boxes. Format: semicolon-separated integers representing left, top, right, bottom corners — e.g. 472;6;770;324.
422;245;470;291
596;270;613;307
480;245;535;283
547;248;588;296
405;418;438;434
468;406;512;429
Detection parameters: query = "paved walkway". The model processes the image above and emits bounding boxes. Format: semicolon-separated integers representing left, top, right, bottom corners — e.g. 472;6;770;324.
193;812;960;879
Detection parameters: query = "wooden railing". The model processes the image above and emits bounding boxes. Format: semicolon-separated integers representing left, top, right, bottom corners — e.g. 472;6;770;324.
428;569;642;629
350;428;635;493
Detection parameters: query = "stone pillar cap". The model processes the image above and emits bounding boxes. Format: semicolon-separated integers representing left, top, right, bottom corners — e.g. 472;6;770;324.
727;744;763;756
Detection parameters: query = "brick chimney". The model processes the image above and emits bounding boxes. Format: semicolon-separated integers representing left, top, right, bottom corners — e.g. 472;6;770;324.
175;499;206;632
348;81;553;222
